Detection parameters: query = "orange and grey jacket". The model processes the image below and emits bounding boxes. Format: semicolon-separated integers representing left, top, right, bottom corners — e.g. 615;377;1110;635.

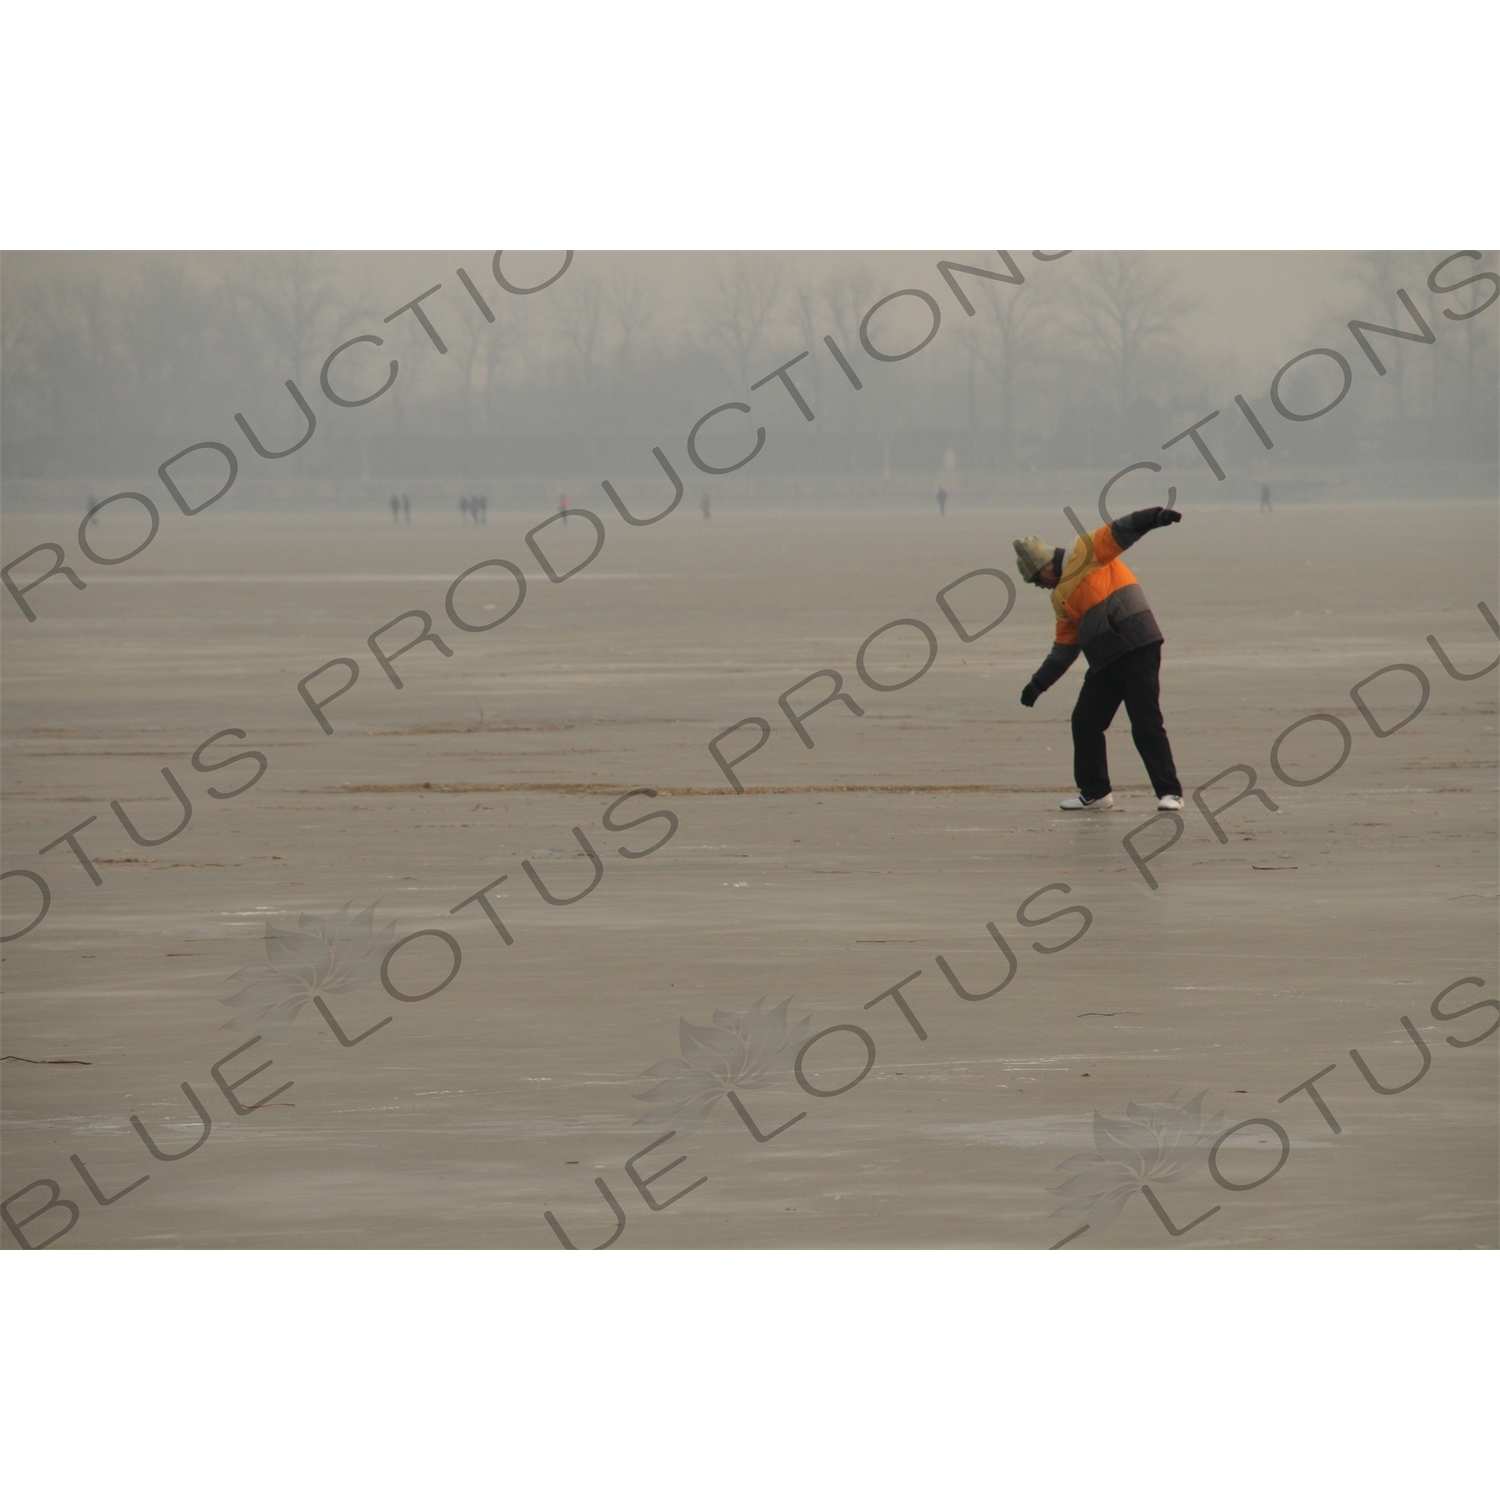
1027;507;1172;695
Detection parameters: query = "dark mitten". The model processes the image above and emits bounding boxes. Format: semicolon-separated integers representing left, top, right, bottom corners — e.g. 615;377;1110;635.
1119;505;1183;536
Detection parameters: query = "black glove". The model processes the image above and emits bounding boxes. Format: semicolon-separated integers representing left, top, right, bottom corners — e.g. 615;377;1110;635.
1020;682;1040;708
1116;506;1183;542
1135;505;1182;529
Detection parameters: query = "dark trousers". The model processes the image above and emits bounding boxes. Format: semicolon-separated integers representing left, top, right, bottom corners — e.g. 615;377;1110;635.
1071;642;1181;800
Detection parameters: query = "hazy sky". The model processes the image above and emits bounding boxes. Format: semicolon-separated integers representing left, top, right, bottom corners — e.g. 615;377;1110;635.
1164;251;1359;368
2;248;1367;376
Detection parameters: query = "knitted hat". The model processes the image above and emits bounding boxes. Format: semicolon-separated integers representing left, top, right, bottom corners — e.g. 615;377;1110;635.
1013;535;1056;582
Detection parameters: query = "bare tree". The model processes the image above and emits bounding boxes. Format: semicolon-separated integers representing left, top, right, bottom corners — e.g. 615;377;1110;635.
699;256;785;387
791;286;824;414
818;263;877;434
226;252;356;381
951;269;1056;462
550;269;604;385
119;259;222;430
608;264;655;379
407;285;533;436
1064;252;1195;452
0;272;71;436
441;297;499;433
1346;250;1455;450
821;263;876;360
4;265;119;438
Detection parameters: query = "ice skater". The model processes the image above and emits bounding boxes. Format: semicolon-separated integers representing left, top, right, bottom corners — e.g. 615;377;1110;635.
558;493;570;524
1014;505;1185;812
936;485;947;517
1260;483;1272;513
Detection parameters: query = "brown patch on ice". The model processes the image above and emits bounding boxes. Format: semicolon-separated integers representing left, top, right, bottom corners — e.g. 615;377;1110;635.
373;722;578;735
326;782;1073;796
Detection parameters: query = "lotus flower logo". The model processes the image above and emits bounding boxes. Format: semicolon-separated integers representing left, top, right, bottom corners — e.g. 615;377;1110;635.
219;902;397;1041
1048;1090;1226;1242
634;996;812;1136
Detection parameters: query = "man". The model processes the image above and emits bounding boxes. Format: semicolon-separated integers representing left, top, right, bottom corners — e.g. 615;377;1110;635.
1014;506;1185;813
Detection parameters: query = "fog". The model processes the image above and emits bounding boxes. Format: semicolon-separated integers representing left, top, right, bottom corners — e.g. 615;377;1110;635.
3;250;1496;1255
3;251;1495;516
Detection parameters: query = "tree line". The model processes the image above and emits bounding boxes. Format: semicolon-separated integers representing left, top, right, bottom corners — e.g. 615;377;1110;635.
3;251;1494;477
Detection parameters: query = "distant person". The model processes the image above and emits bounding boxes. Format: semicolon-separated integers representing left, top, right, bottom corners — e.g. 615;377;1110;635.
1014;505;1185;813
391;494;400;523
558;493;570;525
936;486;947;518
702;491;711;519
402;494;411;523
1260;483;1272;513
459;495;471;523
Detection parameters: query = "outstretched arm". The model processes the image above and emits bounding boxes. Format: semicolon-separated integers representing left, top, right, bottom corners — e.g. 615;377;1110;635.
1111;506;1182;550
1020;643;1081;706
